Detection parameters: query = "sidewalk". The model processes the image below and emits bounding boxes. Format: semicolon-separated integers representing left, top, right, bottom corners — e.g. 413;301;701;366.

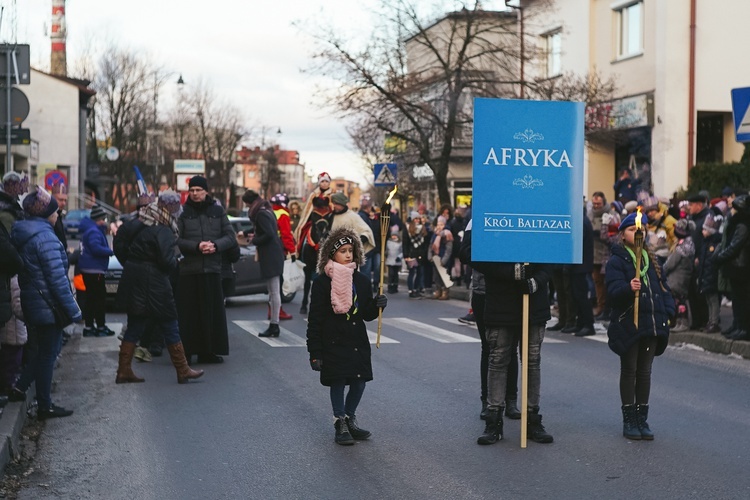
403;275;750;361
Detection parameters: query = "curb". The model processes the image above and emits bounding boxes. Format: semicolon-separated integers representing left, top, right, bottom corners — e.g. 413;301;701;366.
0;393;30;475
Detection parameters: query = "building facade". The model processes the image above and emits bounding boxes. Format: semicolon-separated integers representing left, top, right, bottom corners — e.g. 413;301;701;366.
523;0;750;200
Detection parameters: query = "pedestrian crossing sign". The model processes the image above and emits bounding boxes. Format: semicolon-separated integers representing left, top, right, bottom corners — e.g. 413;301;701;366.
731;87;750;143
374;163;397;186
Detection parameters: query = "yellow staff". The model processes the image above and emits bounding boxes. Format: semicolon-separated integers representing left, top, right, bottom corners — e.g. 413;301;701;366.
633;207;644;328
376;185;398;348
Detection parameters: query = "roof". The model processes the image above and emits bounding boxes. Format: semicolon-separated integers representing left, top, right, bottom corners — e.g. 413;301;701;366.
32;68;96;97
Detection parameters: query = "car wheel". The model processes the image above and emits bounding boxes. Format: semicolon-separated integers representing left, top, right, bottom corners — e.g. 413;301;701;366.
281;291;296;304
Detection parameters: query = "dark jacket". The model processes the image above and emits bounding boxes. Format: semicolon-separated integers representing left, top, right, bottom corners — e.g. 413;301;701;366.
403;224;430;264
713;211;750;279
463;226;551;327
177;196;236;275
53;210;67;251
358;209;381;257
689;206;710;257
605;245;675;357
249;202;285;280
306;271;379;386
11;217;82;327
697;232;722;294
114;218;178;320
0;223;23;325
78;217;113;273
571;213;594;274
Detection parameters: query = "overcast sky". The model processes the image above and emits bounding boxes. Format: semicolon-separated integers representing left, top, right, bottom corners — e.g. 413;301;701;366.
1;0;508;187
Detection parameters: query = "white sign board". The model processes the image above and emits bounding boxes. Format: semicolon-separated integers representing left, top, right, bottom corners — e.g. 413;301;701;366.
174;159;206;174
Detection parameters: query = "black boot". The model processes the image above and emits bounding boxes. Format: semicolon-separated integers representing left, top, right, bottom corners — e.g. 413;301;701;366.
334;417;354;445
621;404;641;440
504;399;521;420
480;400;488;420
259;323;281;337
636;404;654;440
345;415;371;440
477;408;503;445
527;408;554;443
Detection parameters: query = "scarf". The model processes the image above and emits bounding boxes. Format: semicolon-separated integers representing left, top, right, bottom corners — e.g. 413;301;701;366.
138;202;178;236
249;199;273;221
324;260;357;315
624;246;650;286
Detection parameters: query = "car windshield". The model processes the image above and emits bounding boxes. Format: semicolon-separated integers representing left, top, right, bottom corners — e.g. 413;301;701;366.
67;210;90;220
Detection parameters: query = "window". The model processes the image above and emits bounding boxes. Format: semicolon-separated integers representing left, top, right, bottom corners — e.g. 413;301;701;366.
615;1;643;59
544;30;562;78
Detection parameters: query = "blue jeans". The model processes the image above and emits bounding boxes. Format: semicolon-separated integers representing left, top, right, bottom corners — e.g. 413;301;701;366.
124;315;182;346
407;264;423;291
330;379;366;418
16;324;63;411
361;253;381;288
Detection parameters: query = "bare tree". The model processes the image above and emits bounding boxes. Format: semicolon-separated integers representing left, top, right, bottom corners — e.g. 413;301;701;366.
304;1;524;205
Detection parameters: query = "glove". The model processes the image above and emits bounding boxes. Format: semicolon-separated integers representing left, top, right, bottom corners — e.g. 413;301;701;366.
518;278;538;295
375;294;388;309
310;359;322;371
513;263;527;281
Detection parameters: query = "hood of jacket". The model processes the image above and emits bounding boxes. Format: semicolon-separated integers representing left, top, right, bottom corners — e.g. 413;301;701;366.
317;227;365;274
11;217;52;248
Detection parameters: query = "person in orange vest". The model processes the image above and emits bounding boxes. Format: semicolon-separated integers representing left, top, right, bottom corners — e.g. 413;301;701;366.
270;193;295;320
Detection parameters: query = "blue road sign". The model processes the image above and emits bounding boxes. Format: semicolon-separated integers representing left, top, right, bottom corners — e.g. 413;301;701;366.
472;98;585;264
731;87;750;143
374;163;397;186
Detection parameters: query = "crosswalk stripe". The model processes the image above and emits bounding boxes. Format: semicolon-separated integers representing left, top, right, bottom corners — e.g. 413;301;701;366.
367;330;399;344
234;321;306;347
383;317;480;343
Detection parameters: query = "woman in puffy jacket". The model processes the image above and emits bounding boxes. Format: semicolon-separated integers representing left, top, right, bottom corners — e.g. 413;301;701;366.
606;211;675;442
10;186;82;419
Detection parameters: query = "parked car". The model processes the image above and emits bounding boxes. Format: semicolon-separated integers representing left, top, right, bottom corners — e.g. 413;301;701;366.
104;216;295;305
63;209;91;238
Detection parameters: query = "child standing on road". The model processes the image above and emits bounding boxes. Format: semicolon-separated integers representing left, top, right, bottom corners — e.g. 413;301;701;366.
606;212;675;441
306;227;388;445
385;226;403;294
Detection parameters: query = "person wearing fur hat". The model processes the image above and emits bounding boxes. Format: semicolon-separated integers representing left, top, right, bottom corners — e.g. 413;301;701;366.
713;195;750;341
306;227;388;445
79;205;115;337
606;211;675;440
112;190;204;384
10;186;82;418
294;172;332;244
663;218;696;333
177;176;236;364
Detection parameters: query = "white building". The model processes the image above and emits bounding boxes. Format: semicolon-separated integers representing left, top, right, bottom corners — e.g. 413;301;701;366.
522;0;750;200
1;68;94;207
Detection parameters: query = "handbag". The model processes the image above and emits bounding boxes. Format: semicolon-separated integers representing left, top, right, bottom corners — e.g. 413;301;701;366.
282;258;306;295
34;286;73;328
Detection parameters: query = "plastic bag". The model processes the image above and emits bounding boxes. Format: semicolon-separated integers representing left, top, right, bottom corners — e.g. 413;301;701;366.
282;259;306;295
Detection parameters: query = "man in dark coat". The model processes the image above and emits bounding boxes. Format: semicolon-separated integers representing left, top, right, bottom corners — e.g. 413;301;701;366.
565;210;595;337
613;169;641;203
463;220;554;446
687;193;711;329
242;190;286;337
176;176;236;364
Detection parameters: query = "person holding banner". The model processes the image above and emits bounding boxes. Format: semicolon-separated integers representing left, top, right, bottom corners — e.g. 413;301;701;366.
605;212;675;440
463;221;554;446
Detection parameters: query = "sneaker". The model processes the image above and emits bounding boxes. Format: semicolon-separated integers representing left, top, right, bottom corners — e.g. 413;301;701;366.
134;346;152;363
96;326;116;337
82;327;97;337
37;404;74;420
457;313;476;325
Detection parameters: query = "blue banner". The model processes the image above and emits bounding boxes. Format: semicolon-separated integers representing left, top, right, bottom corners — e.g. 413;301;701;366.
472;98;584;264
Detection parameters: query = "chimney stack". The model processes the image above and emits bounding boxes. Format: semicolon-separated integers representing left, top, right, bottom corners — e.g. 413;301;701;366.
50;0;67;76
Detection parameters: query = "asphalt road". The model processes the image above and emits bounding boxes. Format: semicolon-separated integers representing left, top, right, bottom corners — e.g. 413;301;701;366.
9;289;750;499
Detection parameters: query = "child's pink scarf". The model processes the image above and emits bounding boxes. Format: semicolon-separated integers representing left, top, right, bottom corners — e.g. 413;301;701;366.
324;260;357;314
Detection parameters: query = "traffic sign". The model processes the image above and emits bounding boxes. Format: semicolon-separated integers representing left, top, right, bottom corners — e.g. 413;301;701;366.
0;128;30;145
374;163;397;186
0;88;30;124
44;170;67;191
731;87;750;143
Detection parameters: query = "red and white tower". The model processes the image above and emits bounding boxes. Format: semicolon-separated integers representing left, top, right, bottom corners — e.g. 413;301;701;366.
50;0;67;76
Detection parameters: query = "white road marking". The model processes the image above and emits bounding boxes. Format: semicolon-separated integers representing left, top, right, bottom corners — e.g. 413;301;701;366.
234;321;307;347
383;317;480;343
